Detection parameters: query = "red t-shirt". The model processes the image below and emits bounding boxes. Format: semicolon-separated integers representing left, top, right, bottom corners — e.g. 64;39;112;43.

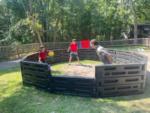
69;42;78;52
39;50;47;61
81;39;90;48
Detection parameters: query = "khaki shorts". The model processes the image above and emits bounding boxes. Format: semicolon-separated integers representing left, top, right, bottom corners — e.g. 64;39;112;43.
100;51;112;64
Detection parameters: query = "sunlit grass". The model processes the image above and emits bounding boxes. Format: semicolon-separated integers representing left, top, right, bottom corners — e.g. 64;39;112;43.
0;68;22;102
0;67;150;113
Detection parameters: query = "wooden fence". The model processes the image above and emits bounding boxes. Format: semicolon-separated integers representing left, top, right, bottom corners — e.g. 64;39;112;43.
0;38;150;61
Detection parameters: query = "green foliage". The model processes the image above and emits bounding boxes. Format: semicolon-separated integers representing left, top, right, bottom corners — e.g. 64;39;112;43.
0;2;11;44
9;19;34;43
0;0;149;45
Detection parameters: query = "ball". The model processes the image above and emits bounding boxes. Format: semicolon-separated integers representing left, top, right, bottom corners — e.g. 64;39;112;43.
48;51;54;57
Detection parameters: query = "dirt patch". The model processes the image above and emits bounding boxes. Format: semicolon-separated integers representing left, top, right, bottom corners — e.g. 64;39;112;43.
52;63;98;78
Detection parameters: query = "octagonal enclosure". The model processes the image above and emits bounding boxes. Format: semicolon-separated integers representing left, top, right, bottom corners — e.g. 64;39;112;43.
20;49;147;97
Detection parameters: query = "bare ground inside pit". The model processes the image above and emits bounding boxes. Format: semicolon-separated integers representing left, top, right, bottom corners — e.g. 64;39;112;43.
51;60;101;78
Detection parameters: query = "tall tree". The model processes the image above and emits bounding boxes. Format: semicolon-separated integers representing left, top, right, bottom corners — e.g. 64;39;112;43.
0;0;149;45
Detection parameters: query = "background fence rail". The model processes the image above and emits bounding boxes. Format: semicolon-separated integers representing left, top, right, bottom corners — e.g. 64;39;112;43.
0;38;150;61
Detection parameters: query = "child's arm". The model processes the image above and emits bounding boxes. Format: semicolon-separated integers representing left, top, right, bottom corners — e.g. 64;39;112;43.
38;56;41;62
77;43;78;50
67;45;70;52
38;53;41;62
38;57;41;62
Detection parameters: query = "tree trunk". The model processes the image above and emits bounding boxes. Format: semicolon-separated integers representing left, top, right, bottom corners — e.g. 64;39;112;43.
29;0;32;15
53;17;60;42
110;31;113;45
130;0;138;44
36;31;43;46
134;22;138;44
29;0;43;46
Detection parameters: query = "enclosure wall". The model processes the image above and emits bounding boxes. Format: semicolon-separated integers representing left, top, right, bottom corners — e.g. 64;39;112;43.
21;49;147;97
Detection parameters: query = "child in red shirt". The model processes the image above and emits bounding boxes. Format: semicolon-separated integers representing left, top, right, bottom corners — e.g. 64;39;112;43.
38;46;48;63
67;39;80;64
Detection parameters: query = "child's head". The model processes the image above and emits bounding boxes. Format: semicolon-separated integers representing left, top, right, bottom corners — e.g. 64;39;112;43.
90;39;98;48
72;39;76;43
40;46;45;51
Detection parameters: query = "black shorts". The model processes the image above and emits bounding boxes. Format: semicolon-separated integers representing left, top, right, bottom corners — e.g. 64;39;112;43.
70;52;78;58
41;60;46;63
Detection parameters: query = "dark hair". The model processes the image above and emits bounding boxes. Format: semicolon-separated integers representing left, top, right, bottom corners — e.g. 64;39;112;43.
40;46;45;49
72;39;76;41
93;41;99;46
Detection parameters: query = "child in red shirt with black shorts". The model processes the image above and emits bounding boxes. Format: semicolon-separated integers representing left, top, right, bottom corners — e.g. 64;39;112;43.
68;39;80;64
38;46;48;63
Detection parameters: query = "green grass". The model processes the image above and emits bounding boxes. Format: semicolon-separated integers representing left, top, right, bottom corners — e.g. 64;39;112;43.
0;65;150;113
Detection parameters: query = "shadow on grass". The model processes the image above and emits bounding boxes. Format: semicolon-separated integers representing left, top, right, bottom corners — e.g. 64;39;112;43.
51;70;64;75
1;84;150;113
0;69;150;113
0;66;20;76
0;87;134;113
